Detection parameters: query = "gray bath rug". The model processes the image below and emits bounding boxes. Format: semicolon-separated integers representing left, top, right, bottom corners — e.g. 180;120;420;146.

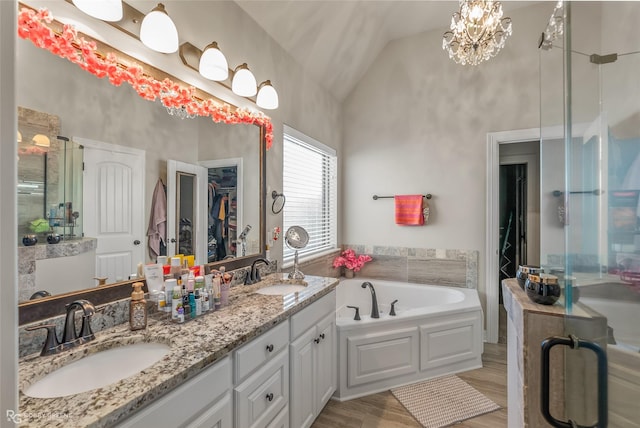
390;375;500;428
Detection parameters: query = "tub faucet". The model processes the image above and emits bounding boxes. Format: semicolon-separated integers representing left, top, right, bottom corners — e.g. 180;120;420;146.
245;258;270;285
361;281;380;319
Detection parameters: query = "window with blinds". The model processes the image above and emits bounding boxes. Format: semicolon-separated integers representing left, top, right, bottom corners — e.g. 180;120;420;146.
283;126;337;265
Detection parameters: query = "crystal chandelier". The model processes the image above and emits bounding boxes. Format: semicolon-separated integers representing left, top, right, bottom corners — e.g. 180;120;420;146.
539;1;564;50
159;91;196;120
442;0;512;66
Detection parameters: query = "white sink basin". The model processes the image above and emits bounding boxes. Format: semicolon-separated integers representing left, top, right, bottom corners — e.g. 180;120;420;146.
256;284;307;295
24;342;171;398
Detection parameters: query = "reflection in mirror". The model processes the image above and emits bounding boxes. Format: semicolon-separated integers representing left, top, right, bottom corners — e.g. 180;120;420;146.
177;172;196;257
201;158;243;261
17;9;267;308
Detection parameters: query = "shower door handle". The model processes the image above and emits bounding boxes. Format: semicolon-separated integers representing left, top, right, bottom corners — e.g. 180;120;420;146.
541;335;608;428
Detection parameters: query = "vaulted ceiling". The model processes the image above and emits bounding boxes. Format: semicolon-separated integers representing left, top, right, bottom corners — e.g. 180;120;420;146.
235;1;539;101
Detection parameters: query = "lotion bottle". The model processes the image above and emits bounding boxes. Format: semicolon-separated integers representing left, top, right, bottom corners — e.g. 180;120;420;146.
129;282;147;331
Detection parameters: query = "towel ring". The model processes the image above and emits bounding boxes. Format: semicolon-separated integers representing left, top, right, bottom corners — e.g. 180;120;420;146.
272;191;286;214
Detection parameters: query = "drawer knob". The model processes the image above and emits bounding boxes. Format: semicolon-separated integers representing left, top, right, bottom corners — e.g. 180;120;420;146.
319;333;325;340
266;392;274;402
314;338;320;344
266;344;274;352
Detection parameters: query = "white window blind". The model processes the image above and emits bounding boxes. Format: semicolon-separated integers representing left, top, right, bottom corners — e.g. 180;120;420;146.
283;126;337;265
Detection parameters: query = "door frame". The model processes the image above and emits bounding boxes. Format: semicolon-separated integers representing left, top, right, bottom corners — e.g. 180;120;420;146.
486;128;540;343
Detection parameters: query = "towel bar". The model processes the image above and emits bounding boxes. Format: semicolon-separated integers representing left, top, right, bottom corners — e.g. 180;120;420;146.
373;194;432;200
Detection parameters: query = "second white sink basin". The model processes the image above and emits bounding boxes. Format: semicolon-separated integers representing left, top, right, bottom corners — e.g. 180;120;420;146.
256;284;307;295
24;342;171;398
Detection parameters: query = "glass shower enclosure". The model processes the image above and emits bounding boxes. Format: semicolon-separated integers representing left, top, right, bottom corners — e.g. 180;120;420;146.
539;2;640;427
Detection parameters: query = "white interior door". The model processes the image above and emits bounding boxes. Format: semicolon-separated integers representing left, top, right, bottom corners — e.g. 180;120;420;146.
80;138;145;284
167;160;207;265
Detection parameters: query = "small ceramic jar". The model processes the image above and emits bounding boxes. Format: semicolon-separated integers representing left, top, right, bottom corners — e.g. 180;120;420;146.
47;233;61;244
516;265;542;289
525;273;561;305
22;234;37;246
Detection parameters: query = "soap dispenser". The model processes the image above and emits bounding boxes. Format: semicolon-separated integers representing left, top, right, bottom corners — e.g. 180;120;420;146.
130;282;147;331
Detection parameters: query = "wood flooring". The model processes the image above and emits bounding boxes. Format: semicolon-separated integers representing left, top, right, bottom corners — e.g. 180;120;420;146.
312;343;508;428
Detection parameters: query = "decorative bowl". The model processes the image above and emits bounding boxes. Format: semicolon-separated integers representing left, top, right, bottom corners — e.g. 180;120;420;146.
525;273;561;305
516;265;541;289
22;234;38;246
47;234;61;244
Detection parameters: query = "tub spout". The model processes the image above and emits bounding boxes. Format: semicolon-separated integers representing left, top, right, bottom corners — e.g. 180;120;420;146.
361;281;380;319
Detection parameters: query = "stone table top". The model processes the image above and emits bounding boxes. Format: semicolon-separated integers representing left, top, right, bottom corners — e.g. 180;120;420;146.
18;274;339;427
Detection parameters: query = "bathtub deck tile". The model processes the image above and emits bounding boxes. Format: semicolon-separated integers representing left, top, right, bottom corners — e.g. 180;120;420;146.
407;258;466;286
357;255;407;281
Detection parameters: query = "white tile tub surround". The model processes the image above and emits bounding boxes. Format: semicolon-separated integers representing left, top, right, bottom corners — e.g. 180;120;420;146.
334;278;483;401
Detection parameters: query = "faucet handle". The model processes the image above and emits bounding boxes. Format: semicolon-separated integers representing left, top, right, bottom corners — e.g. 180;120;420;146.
79;315;95;342
346;305;361;321
390;300;398;316
26;324;61;356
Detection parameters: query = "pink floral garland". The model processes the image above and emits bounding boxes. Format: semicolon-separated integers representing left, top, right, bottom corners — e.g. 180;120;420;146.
17;7;274;149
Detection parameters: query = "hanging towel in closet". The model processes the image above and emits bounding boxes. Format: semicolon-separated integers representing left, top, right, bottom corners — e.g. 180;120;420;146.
147;178;167;260
395;195;425;225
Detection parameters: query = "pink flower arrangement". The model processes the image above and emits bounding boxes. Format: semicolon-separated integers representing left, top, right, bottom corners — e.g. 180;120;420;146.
333;249;372;272
17;7;274;149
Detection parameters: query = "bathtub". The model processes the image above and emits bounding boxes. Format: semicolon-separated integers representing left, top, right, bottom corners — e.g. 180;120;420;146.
333;278;484;401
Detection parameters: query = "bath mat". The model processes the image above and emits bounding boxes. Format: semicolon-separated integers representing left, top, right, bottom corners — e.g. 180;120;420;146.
391;375;500;428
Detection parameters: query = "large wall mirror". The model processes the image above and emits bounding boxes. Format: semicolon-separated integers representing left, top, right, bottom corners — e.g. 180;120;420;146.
17;7;266;322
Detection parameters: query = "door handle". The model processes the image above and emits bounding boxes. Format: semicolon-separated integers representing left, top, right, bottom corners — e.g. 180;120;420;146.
541;335;608;428
133;240;141;245
169;238;176;243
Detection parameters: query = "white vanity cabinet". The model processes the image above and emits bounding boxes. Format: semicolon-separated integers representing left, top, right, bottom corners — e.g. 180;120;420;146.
233;320;290;428
116;356;232;428
289;291;337;428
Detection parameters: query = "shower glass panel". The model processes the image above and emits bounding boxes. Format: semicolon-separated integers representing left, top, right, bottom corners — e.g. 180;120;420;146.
540;2;640;427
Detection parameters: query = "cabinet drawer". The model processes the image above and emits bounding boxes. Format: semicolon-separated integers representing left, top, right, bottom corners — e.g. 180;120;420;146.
117;356;232;427
234;350;289;428
234;320;289;384
290;291;335;341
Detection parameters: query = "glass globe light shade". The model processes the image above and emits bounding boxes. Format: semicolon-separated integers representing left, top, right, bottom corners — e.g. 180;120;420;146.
199;42;229;81
256;81;279;110
140;3;179;54
231;63;257;97
72;0;123;22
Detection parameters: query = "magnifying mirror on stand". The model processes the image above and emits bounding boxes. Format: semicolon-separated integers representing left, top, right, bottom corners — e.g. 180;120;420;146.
285;225;309;280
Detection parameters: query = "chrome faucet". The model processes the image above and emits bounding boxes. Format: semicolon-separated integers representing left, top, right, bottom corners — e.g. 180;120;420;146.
245;258;270;285
361;281;380;318
62;299;96;345
26;299;97;356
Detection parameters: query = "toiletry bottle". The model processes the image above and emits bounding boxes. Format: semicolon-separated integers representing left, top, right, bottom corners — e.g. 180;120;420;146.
220;266;230;307
195;275;207;312
194;289;202;316
170;257;182;283
165;278;177;313
186;270;195;293
129;282;147;331
171;284;182;321
212;272;222;310
176;306;184;323
182;285;191;319
189;291;196;319
181;260;190;286
157;291;166;312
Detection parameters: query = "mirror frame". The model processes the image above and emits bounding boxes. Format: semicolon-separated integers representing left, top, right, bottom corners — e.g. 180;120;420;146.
18;4;267;324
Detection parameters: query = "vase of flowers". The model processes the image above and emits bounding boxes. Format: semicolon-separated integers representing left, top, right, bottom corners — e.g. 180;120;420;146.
333;249;372;278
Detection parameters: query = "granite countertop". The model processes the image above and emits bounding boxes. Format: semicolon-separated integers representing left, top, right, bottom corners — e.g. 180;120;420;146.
18;274;339;427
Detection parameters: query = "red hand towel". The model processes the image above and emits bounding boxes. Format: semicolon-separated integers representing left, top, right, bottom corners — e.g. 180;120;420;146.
395;195;424;225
